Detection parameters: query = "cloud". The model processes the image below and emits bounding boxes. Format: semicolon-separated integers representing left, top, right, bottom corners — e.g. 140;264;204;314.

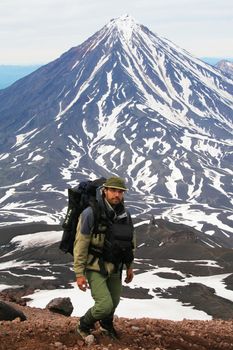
0;0;232;64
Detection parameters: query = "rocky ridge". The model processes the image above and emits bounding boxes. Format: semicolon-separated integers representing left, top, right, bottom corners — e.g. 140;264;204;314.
0;298;233;350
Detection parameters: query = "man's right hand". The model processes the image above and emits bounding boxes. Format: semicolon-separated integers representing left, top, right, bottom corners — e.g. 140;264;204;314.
77;276;88;291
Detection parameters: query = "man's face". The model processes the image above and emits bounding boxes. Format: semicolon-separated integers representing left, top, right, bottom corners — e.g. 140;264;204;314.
104;187;125;206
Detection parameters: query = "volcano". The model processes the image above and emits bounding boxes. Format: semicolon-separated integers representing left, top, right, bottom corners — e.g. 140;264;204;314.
0;15;232;244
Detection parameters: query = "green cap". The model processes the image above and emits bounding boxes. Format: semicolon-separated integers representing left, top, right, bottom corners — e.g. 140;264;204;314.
104;177;127;191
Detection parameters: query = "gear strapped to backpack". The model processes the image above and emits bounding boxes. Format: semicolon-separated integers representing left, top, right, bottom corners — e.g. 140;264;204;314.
59;177;106;255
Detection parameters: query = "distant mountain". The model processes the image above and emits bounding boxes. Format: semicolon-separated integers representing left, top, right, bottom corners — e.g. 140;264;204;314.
0;65;41;89
215;60;233;78
201;57;233;66
0;15;232;246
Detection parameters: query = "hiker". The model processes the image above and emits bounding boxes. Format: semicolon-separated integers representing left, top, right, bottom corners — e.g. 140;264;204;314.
73;176;135;339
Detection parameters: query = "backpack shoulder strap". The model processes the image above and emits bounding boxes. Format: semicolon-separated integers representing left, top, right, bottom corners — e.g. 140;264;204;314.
89;200;101;236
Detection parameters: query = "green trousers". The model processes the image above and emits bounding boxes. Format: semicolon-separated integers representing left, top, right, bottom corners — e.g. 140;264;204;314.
85;270;122;321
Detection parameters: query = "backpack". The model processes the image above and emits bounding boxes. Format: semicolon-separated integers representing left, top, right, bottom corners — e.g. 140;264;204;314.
59;177;106;255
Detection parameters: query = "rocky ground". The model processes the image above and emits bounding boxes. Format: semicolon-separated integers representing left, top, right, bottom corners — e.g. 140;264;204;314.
0;299;233;350
1;222;233;349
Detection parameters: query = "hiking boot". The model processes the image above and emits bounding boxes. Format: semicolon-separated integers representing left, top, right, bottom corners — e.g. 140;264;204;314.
99;319;119;339
76;316;94;339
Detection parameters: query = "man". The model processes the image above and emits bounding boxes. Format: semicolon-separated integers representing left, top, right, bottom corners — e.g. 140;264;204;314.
73;176;134;339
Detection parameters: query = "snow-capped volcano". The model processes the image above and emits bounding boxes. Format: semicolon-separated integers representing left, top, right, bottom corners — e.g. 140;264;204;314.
0;15;232;244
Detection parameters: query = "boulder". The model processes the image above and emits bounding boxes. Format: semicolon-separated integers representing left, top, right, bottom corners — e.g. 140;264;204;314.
46;297;73;316
0;300;26;321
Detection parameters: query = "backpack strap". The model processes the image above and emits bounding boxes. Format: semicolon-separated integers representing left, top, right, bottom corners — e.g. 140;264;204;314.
89;200;101;237
87;201;109;276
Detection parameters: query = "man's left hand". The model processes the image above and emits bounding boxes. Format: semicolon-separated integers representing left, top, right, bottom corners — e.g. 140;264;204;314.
124;268;134;283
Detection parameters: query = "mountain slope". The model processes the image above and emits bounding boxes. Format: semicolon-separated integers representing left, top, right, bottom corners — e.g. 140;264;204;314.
0;15;232;244
1;219;233;321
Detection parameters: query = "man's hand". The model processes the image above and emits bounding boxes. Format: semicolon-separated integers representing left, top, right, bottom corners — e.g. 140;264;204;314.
77;275;88;291
124;268;134;284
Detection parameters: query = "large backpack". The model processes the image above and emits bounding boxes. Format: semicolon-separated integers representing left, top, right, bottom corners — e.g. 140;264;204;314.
59;177;106;255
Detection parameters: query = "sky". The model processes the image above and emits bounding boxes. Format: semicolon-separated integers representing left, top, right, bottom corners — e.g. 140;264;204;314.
0;0;232;65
